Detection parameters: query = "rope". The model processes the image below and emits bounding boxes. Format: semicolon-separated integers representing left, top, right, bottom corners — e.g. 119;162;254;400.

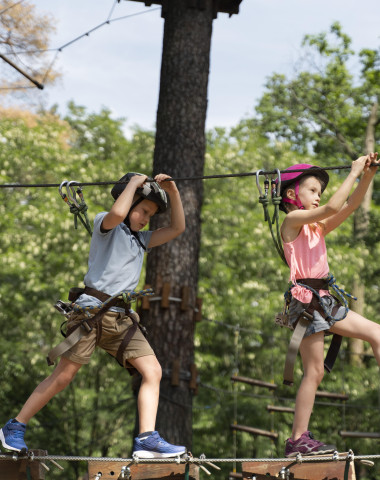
0;452;379;463
0;163;378;189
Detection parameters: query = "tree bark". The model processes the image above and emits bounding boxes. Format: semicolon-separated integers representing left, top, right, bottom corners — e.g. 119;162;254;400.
350;101;378;365
139;0;214;449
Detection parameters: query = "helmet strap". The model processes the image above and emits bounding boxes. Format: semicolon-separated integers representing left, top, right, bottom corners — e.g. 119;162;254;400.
282;181;305;210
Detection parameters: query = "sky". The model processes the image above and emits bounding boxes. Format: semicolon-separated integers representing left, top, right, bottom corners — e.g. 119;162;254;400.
7;0;380;136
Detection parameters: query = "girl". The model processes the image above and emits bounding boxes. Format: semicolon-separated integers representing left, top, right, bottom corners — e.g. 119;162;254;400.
279;153;380;457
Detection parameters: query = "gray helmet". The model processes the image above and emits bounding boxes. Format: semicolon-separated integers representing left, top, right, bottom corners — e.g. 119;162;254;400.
111;172;168;214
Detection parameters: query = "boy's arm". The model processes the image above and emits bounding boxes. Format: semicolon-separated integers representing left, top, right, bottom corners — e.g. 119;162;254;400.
324;152;379;234
148;175;185;248
102;174;147;231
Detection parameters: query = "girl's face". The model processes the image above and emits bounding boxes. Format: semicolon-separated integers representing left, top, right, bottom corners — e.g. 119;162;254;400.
129;199;158;231
296;176;322;210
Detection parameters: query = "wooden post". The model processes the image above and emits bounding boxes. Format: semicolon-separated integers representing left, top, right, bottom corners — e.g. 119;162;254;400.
161;282;171;308
88;461;199;479
242;457;356;479
141;284;151;310
0;450;48;480
194;298;202;322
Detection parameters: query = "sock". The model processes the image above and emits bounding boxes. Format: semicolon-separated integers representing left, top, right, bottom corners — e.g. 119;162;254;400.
138;431;154;440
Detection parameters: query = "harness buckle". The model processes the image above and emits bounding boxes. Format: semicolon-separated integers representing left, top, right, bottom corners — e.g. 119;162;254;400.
54;300;73;317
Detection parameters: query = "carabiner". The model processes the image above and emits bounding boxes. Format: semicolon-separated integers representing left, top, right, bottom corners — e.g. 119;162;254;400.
274;168;281;196
66;181;81;208
256;169;264;197
59;180;69;201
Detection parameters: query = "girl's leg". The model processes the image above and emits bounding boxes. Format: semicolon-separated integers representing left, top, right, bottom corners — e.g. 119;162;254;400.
128;355;162;433
329;310;380;365
292;331;325;440
17;357;82;424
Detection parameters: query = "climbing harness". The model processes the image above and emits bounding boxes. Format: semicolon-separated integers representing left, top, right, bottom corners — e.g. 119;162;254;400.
256;168;287;265
47;287;154;367
277;274;357;386
59;180;92;236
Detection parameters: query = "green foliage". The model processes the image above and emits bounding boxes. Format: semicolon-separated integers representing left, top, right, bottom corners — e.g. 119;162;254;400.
0;108;155;478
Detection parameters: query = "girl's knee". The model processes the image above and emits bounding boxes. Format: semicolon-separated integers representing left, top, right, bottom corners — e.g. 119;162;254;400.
140;359;162;383
304;365;324;385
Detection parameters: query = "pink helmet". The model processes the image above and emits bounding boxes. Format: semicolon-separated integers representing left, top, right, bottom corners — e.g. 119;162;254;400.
279;164;329;212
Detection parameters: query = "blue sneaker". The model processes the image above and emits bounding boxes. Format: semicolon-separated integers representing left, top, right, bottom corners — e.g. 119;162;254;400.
133;431;186;458
0;419;28;452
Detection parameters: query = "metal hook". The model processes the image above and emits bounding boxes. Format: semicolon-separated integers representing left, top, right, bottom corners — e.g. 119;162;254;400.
59;180;69;201
275;168;281;196
66;181;81;208
256;169;264;197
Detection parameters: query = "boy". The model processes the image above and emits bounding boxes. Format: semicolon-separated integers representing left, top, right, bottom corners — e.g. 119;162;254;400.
0;172;186;458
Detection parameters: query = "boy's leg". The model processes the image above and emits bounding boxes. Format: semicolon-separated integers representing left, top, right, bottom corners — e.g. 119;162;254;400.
128;355;161;433
329;310;380;364
0;357;81;452
17;357;82;424
128;354;186;458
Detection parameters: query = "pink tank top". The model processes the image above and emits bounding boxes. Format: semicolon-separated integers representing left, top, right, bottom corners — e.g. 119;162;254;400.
283;223;329;303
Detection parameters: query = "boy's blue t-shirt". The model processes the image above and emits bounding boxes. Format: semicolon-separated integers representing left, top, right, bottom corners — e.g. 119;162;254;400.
76;212;152;308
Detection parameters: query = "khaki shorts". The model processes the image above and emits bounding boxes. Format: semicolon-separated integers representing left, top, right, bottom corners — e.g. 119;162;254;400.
62;309;155;369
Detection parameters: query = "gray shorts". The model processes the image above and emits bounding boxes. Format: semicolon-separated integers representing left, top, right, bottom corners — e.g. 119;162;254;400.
288;294;346;337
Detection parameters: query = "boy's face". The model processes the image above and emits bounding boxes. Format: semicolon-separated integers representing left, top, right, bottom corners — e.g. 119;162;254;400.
129;199;158;231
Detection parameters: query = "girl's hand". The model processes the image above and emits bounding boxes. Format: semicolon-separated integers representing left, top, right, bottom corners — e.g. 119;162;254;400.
155;173;178;194
351;155;369;177
363;152;379;176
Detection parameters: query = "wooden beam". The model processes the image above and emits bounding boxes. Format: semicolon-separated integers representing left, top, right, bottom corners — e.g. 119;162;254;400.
0;450;48;480
315;390;348;401
340;430;380;439
125;0;243;15
231;375;278;390
230;424;278;441
266;405;295;414
242;457;356;480
88;461;199;479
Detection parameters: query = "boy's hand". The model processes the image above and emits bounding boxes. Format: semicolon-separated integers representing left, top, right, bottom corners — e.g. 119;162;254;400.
154;173;178;194
351;155;369;177
130;174;148;189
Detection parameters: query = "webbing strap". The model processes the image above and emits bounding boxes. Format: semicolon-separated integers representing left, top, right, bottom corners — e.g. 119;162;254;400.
47;320;90;366
283;312;311;386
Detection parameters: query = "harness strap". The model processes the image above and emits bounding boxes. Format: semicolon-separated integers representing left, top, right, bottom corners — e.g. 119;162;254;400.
283;311;312;386
282;275;351;386
47;294;125;366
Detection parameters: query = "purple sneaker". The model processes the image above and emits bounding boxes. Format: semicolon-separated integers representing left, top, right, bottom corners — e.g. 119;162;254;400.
285;431;336;457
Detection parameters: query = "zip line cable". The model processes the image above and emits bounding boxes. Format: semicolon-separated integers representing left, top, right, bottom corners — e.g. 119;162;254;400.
0;2;161;90
0;163;378;189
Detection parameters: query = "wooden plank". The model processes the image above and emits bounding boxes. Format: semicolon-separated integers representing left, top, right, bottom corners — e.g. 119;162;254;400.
88;461;199;480
340;430;380;439
266;405;295;414
231;375;277;390
0;450;48;480
315;390;348;401
230;424;278;440
242;457;355;480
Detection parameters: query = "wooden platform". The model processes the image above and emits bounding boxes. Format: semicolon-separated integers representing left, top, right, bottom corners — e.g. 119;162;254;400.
0;450;48;480
242;456;355;480
88;461;199;480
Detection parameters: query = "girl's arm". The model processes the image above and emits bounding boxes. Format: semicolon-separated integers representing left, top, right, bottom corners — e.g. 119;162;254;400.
324;152;379;234
148;175;186;248
281;156;369;242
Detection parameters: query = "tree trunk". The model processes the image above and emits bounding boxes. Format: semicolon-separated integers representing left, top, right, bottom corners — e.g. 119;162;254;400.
139;0;214;449
350;101;378;365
